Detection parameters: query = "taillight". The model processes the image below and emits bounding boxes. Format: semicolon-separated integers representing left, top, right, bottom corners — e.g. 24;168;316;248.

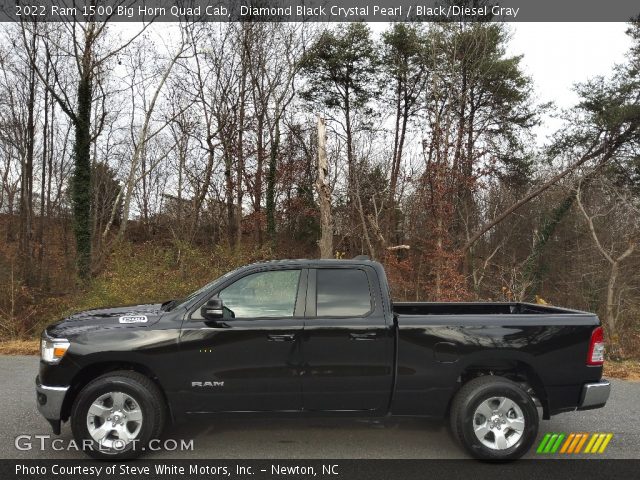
587;326;605;366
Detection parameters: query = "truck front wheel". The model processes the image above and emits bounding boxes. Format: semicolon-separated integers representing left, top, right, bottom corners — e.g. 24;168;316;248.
450;376;538;460
70;370;166;459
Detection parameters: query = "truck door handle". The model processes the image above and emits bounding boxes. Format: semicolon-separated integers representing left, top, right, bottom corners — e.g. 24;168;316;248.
267;334;296;342
349;332;377;341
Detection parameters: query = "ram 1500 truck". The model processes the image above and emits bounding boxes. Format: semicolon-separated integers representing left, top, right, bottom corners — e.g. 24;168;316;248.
36;258;610;460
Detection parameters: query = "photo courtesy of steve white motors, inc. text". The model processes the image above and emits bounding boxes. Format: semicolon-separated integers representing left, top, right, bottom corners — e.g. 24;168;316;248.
15;463;338;477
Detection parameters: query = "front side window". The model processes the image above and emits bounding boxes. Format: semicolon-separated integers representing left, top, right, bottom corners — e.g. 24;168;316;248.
316;269;372;317
218;270;301;318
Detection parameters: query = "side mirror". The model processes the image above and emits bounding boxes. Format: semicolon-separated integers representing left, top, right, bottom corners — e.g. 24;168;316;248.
201;297;223;321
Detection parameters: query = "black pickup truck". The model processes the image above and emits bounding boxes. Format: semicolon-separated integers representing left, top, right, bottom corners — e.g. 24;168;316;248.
36;258;610;460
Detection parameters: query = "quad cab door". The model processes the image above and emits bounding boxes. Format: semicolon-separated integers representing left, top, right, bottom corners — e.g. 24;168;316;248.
179;268;307;412
302;266;394;412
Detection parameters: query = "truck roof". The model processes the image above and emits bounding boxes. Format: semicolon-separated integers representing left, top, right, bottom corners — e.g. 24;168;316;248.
246;257;377;268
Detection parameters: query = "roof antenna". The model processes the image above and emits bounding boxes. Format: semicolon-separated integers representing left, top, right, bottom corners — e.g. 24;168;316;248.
352;255;370;261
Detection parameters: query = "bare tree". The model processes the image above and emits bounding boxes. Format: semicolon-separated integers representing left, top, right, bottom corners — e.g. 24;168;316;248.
576;179;638;342
101;26;189;246
20;7;151;279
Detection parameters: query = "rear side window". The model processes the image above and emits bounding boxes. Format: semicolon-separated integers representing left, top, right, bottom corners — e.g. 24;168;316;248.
316;269;372;317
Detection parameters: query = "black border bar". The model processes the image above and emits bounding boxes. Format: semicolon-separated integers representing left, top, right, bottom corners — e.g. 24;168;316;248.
2;1;640;22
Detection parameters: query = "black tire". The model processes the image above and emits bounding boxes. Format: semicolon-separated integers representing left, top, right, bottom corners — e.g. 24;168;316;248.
449;376;538;460
71;370;166;460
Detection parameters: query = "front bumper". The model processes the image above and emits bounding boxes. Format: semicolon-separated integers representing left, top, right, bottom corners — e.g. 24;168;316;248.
577;380;611;410
35;376;69;434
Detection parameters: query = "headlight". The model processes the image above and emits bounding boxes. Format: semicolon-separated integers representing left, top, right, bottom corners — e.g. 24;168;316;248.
41;335;70;364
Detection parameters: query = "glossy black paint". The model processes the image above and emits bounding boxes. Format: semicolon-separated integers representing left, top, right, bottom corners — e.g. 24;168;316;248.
39;259;604;423
302;267;394;412
392;315;601;417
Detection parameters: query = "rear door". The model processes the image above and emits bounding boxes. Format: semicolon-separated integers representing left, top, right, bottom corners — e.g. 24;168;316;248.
302;266;394;412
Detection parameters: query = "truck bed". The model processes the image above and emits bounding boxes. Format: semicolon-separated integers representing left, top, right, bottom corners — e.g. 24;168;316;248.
390;301;601;418
393;301;588;316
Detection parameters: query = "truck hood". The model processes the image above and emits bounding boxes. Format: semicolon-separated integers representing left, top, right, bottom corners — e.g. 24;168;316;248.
45;303;165;338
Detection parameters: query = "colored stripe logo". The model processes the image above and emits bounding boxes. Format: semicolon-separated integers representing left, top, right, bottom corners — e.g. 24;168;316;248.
536;433;613;454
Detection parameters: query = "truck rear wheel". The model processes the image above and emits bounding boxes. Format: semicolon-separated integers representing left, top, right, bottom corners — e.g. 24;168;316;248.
70;370;166;459
450;376;538;460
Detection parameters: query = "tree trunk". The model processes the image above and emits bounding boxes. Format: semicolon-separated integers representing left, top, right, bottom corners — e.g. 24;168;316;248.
38;57;50;285
354;173;375;259
20;38;37;286
606;262;619;336
316;115;333;259
344;88;354;205
389;77;410;244
224;146;236;247
266;119;280;244
190;141;215;240
255;113;264;245
73;66;94;279
236;36;248;249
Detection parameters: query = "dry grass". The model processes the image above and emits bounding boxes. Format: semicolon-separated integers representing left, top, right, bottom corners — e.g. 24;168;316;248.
0;339;39;355
604;360;640;381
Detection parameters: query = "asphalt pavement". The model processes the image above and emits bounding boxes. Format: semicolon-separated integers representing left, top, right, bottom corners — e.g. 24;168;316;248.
1;355;638;459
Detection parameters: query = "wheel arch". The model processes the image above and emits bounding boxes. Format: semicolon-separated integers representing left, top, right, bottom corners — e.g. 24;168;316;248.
452;357;550;420
61;361;172;423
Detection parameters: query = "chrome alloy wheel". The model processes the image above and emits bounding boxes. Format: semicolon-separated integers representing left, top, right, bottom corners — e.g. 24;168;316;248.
86;391;143;449
473;396;525;450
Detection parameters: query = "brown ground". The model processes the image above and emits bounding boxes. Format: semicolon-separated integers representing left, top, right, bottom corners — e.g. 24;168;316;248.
0;339;39;355
604;360;640;381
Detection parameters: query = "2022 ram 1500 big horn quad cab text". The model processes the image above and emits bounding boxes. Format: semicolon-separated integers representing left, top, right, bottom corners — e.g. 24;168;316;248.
36;258;610;460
